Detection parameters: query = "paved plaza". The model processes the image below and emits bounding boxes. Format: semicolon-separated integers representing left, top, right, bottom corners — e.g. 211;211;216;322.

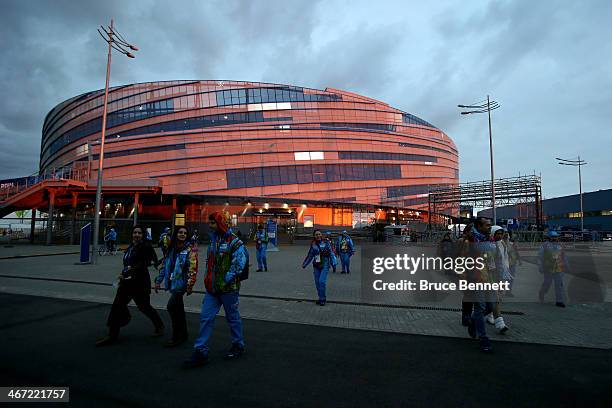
0;241;611;349
2;293;610;407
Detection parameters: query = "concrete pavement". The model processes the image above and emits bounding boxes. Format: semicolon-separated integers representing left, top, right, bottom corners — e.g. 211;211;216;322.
1;293;611;407
0;242;611;349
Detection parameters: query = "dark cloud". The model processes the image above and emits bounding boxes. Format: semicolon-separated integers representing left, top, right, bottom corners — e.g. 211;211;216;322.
0;0;610;199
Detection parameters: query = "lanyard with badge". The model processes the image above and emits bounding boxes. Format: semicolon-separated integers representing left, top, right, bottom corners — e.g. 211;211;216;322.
215;236;229;268
314;242;322;264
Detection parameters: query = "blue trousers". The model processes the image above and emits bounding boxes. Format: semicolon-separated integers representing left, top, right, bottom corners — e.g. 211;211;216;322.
539;272;565;303
340;252;351;272
256;246;267;269
193;291;244;355
470;290;494;339
313;266;329;302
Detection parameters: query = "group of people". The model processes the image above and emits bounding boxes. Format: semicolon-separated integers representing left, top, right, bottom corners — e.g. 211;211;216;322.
302;230;354;305
96;212;247;369
450;217;569;353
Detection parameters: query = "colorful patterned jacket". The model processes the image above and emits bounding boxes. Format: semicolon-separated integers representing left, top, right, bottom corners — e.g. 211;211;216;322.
255;230;269;249
205;229;247;294
337;235;355;255
155;243;198;293
538;242;569;274
467;226;497;283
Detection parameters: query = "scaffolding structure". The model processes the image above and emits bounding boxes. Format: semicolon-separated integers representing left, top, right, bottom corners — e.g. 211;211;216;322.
428;175;543;228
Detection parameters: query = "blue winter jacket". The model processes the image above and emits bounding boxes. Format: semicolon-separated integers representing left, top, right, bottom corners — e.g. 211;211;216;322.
336;234;354;254
303;240;337;270
155;243;198;293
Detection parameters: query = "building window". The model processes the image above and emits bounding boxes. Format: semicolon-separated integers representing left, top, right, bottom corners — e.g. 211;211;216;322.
226;164;403;189
295;151;324;161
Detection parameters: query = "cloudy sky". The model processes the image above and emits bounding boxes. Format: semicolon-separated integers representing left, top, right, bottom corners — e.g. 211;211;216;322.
1;0;610;199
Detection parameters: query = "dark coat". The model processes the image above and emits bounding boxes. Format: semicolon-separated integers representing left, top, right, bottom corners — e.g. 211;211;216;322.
121;240;159;293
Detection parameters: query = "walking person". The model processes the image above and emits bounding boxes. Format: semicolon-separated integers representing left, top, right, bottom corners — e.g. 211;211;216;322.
190;229;199;246
336;230;355;274
538;230;569;307
183;212;247;368
302;229;337;306
158;227;171;258
326;231;338;273
505;230;522;296
485;226;511;333
104;227;117;252
457;223;474;326
96;225;164;346
155;226;199;347
255;224;268;272
437;232;455;275
466;217;495;353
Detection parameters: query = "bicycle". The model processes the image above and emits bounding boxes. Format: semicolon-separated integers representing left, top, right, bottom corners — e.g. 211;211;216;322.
99;240;118;256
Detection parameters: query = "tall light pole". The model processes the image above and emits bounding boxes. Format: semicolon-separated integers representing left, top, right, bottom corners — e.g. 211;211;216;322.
92;20;138;264
556;156;587;231
458;96;500;225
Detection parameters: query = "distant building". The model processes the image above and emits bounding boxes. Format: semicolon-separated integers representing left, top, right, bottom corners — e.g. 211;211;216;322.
478;188;612;231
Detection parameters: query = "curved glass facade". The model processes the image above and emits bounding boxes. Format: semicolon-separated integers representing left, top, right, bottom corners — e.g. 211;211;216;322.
40;80;458;209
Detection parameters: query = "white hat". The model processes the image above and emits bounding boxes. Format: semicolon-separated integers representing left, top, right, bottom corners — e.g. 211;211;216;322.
490;225;503;235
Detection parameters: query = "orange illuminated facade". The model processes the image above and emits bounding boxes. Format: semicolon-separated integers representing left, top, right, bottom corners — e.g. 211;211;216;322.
35;80;458;228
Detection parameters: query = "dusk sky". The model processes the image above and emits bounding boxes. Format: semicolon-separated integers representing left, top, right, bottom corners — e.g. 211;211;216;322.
1;0;610;200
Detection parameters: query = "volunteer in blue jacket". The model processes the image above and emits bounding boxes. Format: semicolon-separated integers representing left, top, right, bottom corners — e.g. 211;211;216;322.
104;227;117;252
255;224;269;272
302;229;337;306
336;230;355;274
155;226;198;347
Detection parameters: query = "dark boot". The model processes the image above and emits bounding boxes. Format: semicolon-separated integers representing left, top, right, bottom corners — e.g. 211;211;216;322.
224;343;245;360
183;350;209;368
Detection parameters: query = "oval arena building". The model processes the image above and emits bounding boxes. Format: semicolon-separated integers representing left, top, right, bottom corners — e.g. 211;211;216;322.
36;80;458;230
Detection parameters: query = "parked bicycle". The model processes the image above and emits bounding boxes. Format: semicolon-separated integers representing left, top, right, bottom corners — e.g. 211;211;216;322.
99;238;118;256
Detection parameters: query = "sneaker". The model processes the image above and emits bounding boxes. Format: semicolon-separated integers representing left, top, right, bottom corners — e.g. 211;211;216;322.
495;317;508;334
467;318;476;339
555;302;566;308
264;267;268;272
95;335;117;347
319;300;326;306
256;269;263;272
479;337;493;354
224;344;245;360
485;313;495;325
183;350;209;368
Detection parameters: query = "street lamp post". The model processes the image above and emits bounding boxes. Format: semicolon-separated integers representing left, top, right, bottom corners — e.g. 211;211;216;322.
92;20;138;264
458;96;500;225
556;156;587;231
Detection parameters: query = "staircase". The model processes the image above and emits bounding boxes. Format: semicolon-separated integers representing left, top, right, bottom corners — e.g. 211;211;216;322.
0;164;89;218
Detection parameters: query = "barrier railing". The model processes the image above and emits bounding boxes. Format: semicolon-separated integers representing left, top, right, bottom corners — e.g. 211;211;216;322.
0;166;89;202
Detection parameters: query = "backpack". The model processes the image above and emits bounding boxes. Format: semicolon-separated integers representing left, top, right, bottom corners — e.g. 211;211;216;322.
230;236;250;281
